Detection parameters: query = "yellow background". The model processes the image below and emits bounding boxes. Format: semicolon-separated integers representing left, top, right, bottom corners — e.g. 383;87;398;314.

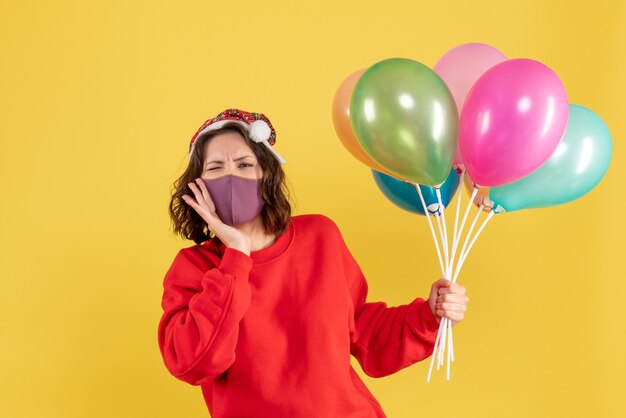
1;0;624;417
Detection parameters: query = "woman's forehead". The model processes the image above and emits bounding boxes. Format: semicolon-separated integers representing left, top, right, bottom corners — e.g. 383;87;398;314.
204;133;255;159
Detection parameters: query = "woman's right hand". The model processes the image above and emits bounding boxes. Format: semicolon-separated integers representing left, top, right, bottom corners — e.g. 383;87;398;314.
182;177;251;255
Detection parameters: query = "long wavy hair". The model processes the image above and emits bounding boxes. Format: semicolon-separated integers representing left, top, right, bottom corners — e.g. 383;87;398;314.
169;122;293;245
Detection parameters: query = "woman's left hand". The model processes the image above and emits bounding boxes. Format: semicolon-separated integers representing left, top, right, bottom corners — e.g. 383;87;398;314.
427;278;469;327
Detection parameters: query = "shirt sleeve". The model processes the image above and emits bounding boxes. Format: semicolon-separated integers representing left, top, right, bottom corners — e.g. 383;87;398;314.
330;220;440;378
157;246;253;386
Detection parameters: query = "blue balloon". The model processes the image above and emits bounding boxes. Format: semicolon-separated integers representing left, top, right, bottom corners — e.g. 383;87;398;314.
372;168;461;215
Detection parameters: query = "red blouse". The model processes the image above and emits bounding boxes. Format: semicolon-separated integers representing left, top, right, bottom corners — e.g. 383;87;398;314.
158;213;439;417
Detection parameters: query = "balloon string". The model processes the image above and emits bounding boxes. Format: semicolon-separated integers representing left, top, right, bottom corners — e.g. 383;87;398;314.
435;189;451;375
440;193;482;380
426;184;495;382
435;188;450;278
415;183;447;381
446;170;464;368
451;171;465;272
446;199;495;379
435;215;448;277
426;314;445;382
427;183;476;382
453;210;495;284
446;316;453;379
443;188;478;377
452;203;484;282
447;313;454;365
415;185;445;276
417;183;447;383
416;185;452;375
434;217;447;371
438;317;447;370
451;186;478;272
434;186;460;378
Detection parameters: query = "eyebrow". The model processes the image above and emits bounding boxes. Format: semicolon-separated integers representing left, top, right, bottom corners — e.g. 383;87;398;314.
205;155;255;165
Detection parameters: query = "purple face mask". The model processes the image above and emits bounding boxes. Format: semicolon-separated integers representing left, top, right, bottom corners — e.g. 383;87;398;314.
202;175;265;226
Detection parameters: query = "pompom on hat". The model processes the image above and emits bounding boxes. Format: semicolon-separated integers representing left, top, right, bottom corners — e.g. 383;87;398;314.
188;108;286;164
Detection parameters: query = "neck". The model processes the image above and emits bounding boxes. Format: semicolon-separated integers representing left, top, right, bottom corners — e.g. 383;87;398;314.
235;215;276;252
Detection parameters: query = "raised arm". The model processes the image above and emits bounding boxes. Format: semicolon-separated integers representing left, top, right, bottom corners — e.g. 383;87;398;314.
157;247;253;385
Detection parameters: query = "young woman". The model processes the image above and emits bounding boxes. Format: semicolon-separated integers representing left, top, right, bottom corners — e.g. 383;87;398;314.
158;108;469;417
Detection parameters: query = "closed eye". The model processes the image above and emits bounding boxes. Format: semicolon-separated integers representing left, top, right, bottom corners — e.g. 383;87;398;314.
206;162;254;171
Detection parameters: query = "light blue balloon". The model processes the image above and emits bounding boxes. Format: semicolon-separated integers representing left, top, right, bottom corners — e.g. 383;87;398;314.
490;104;612;213
372;168;460;216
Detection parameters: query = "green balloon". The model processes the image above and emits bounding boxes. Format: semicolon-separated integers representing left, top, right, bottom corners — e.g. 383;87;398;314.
490;104;612;213
349;58;458;186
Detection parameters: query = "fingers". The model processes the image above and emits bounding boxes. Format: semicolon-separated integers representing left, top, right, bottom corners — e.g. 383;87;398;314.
437;282;466;296
181;194;200;211
433;278;452;288
194;178;216;212
433;281;468;324
430;278;451;298
187;182;205;207
435;309;465;322
436;293;469;304
182;180;223;230
183;181;212;223
435;301;467;312
434;289;469;325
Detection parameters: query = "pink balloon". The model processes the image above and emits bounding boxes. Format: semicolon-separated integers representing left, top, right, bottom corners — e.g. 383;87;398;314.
459;58;569;187
434;43;507;166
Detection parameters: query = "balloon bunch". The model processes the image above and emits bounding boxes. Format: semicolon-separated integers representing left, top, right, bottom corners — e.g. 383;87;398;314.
332;43;613;382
